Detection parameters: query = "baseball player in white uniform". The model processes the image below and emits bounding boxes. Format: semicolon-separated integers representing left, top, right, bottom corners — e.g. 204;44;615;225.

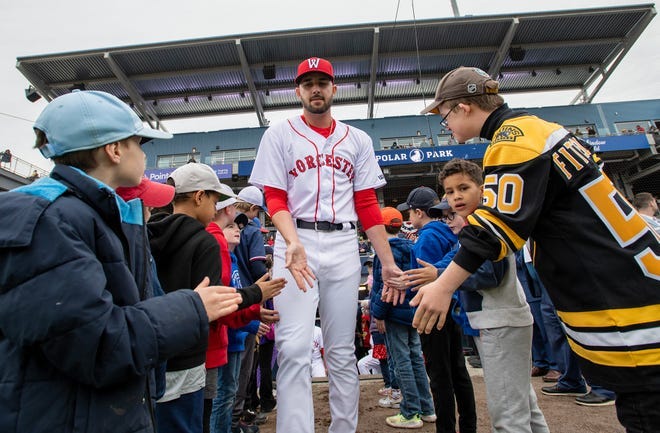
249;57;402;433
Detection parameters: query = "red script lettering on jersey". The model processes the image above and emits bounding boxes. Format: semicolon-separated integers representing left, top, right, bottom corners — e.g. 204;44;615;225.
288;153;355;182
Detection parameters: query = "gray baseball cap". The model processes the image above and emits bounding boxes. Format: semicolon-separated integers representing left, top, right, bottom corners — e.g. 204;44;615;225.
168;163;226;195
421;67;500;115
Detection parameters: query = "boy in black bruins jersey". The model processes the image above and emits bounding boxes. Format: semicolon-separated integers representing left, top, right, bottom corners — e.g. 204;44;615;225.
409;67;659;432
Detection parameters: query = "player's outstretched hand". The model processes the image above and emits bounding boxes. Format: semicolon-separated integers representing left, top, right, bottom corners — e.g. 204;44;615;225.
409;282;453;334
255;273;286;300
285;240;316;291
260;307;280;324
194;277;242;322
404;259;439;289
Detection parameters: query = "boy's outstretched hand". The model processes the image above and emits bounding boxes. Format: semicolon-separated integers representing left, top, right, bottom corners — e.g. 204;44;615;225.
194;277;242;322
256;273;286;300
405;259;440;289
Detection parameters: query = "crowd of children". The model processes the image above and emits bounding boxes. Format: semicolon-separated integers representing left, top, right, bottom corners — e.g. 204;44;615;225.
1;62;657;433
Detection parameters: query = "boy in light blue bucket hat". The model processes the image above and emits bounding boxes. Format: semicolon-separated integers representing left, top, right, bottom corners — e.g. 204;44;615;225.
0;90;242;433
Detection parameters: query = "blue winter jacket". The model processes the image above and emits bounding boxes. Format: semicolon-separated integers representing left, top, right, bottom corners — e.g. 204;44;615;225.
370;237;415;325
0;165;209;433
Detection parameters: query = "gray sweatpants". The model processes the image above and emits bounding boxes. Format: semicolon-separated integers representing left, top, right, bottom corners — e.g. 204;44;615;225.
475;325;549;433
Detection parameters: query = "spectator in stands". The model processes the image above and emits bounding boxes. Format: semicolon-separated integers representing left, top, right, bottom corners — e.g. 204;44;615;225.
649;125;659;134
391;141;400;149
586;126;597;137
358;236;371;254
1;149;11;167
633;192;660;235
27;170;39;182
636;125;646;133
575;127;583;136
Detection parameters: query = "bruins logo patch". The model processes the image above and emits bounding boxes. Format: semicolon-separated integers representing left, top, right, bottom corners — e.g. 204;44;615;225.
493;125;524;143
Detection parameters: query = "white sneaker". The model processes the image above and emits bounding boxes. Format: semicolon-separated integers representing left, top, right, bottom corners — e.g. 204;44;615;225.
378;390;402;408
420;413;437;423
378;386;392;396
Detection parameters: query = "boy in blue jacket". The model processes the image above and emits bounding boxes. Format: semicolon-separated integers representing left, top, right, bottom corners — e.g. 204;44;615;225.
370;207;435;429
0;90;241;433
398;186;476;433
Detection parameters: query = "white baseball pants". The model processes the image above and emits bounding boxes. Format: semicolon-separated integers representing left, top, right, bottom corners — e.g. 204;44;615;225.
273;227;361;433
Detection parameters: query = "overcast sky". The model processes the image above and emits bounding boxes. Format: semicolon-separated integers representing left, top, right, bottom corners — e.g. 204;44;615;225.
1;0;658;170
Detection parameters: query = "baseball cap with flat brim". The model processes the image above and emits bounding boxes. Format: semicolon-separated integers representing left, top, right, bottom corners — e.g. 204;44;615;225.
295;57;334;84
34;90;172;159
421;67;500;115
115;177;175;208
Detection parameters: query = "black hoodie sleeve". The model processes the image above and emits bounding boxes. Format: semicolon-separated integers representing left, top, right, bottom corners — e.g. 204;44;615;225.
237;284;263;310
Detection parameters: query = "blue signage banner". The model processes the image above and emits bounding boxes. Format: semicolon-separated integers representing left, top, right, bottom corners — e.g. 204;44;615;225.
582;134;651;153
145;163;232;183
375;144;487;166
373;135;651;167
212;135;652;179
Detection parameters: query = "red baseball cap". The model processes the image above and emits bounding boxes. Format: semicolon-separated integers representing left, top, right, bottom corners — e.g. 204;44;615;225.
116;177;175;207
381;206;403;228
295;57;334;84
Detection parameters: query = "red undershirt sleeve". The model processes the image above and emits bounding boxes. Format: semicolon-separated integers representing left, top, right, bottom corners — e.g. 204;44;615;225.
355;188;383;231
263;186;289;216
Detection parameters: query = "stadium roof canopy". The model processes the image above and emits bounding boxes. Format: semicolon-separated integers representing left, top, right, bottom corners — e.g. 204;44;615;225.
16;3;656;130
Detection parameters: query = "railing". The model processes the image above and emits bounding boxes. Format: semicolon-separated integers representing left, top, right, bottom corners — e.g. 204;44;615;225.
0;153;50;181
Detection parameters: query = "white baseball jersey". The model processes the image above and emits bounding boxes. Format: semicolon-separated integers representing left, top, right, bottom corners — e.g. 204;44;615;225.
250;116;386;223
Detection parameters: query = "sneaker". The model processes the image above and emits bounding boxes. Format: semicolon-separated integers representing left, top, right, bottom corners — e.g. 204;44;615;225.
542;369;562;382
378;386;392;396
254;412;269;425
242;409;257;423
379;390;402;409
575;391;616;407
420;413;437;423
231;421;259;433
467;355;482;368
385;413;423;429
541;384;587;396
531;366;549;377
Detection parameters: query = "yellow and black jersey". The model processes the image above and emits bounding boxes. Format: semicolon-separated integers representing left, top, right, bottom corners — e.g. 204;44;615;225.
453;105;660;392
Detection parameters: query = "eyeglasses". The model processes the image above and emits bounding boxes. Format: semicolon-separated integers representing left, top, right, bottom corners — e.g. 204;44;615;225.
440;212;456;222
439;105;458;128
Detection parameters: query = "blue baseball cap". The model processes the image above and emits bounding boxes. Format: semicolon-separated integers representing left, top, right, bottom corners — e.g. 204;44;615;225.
34;90;172;158
396;186;439;211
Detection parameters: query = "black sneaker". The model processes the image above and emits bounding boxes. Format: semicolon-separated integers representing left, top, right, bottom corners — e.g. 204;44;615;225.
467;355;482;368
254;412;269;425
242;409;257;423
575;391;615;406
541;384;587;396
232;421;259;433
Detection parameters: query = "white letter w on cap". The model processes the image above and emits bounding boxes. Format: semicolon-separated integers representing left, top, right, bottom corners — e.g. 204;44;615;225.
308;58;320;68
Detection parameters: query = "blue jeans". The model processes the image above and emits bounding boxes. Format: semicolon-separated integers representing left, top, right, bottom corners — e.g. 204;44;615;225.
385;321;435;419
156;388;204;433
210;351;242;433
